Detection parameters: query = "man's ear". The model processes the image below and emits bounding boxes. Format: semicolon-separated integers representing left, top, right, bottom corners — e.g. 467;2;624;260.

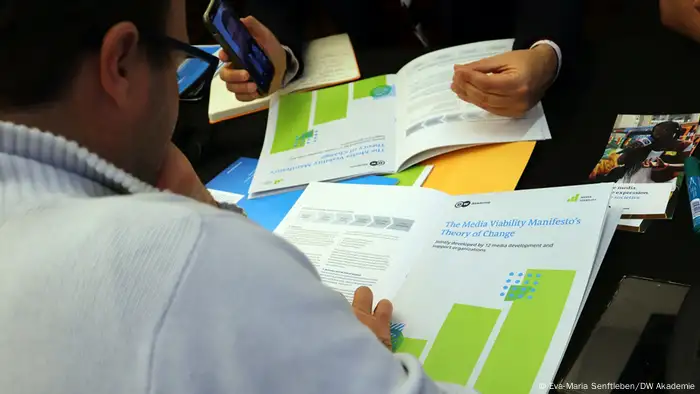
99;22;141;108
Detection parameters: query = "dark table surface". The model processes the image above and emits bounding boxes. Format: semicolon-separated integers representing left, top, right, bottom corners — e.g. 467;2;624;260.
179;0;700;383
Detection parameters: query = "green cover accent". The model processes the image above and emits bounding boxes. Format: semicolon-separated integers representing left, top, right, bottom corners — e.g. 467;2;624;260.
423;304;500;385
353;75;388;100
395;337;428;359
314;84;349;125
685;156;700;178
385;166;426;186
475;270;576;394
271;92;313;154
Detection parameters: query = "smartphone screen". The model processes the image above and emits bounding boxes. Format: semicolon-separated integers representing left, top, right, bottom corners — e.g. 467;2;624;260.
210;1;275;93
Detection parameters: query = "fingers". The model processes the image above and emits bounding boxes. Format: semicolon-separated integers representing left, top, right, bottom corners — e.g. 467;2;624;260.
220;68;259;100
224;79;257;94
452;70;531;117
374;299;393;350
220;68;250;84
352;286;373;314
454;88;524;117
453;80;511;109
236;92;260;101
374;299;393;327
456;67;521;95
241;16;273;46
459;56;503;73
217;49;229;62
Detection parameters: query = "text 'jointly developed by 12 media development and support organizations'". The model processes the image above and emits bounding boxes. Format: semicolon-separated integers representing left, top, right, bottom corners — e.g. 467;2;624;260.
542;382;696;391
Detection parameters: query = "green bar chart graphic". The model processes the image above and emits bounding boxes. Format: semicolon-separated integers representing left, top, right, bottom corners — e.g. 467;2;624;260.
353;75;388;99
396;338;428;359
272;92;313;154
474;269;576;394
314;84;349;125
422;304;501;385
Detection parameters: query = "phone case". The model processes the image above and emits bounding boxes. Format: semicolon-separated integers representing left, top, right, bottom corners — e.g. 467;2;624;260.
202;0;271;96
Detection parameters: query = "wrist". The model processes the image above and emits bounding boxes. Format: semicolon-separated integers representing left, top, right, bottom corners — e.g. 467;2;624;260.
531;45;558;86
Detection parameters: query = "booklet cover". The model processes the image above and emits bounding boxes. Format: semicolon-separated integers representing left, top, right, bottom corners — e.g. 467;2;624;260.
274;182;620;393
589;113;700;219
249;39;551;198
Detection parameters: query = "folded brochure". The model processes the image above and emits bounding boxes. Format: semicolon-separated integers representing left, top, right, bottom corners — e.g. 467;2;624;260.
249;39;551;198
274;182;620;393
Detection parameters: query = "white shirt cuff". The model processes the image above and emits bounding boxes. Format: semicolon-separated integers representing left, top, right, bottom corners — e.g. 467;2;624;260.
281;45;300;88
530;40;562;81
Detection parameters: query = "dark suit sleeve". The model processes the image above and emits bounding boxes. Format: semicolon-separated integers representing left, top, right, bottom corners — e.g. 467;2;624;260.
512;0;583;63
242;0;307;78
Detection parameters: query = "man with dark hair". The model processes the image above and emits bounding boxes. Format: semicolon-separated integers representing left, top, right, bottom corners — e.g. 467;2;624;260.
0;1;441;393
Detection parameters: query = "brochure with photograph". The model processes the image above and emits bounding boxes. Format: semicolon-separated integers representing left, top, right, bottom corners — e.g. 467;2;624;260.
589;114;700;219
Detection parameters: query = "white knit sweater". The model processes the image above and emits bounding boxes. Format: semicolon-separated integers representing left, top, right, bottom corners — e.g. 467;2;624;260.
0;121;438;394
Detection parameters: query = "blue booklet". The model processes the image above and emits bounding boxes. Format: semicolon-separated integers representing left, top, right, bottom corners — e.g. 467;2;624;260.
207;157;399;231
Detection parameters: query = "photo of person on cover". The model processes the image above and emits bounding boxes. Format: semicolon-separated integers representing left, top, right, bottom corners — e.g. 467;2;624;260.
589;114;700;186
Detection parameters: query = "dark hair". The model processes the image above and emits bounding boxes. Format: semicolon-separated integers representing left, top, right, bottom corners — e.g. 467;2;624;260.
652;121;682;140
0;0;171;109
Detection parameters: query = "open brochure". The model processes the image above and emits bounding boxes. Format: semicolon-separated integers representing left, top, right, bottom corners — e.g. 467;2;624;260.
589;113;700;220
249;39;551;198
208;34;360;123
274;182;619;393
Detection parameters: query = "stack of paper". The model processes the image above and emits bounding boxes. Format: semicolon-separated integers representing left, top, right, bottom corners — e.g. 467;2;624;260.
589;113;700;232
208;34;360;123
250;39;551;198
274;182;621;393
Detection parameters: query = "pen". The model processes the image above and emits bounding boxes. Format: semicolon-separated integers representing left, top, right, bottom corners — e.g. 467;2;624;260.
684;156;700;234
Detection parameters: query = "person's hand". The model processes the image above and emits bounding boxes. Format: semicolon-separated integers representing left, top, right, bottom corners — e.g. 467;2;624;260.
156;142;217;206
218;16;287;101
651;158;669;170
352;286;393;350
660;0;700;43
451;45;558;117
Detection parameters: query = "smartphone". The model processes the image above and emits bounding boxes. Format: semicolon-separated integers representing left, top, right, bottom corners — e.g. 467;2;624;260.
203;0;275;95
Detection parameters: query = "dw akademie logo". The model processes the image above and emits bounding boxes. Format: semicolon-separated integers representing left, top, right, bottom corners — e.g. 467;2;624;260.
455;201;471;208
567;194;580;202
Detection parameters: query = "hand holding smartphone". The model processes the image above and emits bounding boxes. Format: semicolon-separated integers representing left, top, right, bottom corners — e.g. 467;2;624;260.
204;0;284;98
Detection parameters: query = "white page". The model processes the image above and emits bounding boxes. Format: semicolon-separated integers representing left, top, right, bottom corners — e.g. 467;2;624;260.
388;183;613;393
274;182;444;303
288;34;361;92
395;39;551;169
578;206;622;320
275;182;614;392
207;189;244;205
208;34;360;123
250;75;399;198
